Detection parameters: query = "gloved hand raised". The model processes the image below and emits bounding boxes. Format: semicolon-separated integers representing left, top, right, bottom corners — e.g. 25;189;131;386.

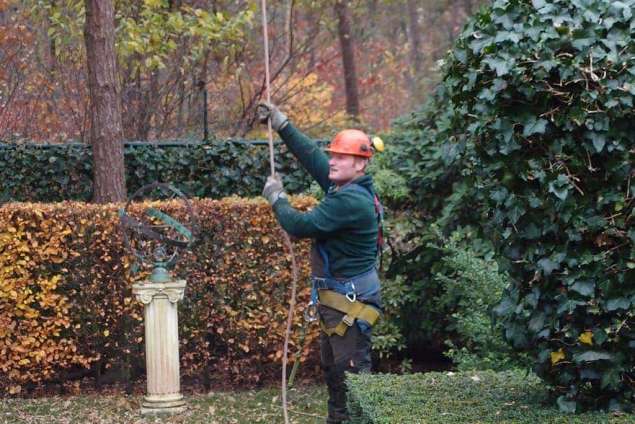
257;102;289;132
262;174;287;206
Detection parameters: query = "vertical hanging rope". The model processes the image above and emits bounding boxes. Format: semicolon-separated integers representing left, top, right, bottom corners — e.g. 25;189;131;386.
261;0;276;177
260;2;296;423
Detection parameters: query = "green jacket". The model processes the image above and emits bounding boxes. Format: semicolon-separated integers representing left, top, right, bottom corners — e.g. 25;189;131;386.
272;123;379;278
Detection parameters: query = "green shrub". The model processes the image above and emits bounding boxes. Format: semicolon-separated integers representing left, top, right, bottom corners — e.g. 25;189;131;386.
370;275;410;359
346;370;633;423
0;140;319;202
432;228;525;371
381;99;490;361
387;0;634;411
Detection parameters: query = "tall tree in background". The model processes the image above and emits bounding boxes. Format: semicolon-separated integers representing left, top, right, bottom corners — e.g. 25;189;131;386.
407;0;423;103
334;0;360;120
83;0;126;203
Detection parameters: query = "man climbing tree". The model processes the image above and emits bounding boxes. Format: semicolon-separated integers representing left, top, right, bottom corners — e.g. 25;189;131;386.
258;102;383;424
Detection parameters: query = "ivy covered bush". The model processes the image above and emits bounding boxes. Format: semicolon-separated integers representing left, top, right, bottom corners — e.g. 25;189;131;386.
388;0;634;412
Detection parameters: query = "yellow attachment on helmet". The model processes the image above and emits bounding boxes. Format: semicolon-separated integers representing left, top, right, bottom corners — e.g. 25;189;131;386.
372;136;385;153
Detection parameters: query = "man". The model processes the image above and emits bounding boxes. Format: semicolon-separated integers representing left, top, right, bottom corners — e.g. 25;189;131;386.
258;103;383;424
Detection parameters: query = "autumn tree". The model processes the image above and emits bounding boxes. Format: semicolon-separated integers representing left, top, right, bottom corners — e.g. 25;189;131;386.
1;0;486;141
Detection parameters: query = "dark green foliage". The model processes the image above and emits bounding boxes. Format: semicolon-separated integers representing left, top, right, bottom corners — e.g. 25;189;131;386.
346;370;633;423
0;140;318;202
433;229;527;371
388;0;634;412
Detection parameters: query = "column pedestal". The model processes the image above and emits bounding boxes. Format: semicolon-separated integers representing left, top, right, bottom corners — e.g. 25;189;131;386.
132;280;187;415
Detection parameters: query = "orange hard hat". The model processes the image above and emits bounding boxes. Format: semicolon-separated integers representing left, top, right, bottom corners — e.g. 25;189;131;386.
325;129;373;158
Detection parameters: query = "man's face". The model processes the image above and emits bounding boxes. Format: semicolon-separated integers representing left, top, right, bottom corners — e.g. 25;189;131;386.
328;153;366;186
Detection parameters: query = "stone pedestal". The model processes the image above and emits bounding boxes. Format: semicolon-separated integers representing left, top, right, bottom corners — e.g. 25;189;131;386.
132;280;187;415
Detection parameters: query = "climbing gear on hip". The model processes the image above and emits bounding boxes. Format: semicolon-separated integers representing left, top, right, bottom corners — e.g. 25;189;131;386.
317;290;380;337
310;265;382;337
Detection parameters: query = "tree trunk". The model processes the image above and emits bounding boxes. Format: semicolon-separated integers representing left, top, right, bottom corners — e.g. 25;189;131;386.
334;0;360;120
136;71;158;140
46;0;57;70
84;0;126;203
463;0;477;15
407;0;423;102
176;71;185;132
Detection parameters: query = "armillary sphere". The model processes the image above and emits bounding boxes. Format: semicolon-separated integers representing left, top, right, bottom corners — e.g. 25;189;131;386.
118;182;196;271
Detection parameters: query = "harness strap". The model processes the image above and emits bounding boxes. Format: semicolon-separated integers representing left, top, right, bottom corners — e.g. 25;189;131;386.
318;290;381;337
339;183;385;269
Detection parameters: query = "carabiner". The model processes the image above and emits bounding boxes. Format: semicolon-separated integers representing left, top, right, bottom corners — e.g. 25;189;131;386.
345;282;356;303
304;302;319;322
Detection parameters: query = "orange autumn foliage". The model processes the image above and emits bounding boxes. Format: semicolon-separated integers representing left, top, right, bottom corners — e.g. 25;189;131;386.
0;197;320;393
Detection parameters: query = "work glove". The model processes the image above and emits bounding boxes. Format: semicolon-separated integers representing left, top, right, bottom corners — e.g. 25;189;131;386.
262;174;287;206
257;102;289;132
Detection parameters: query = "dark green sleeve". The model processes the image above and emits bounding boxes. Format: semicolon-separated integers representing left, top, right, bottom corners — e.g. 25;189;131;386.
272;191;365;238
278;123;330;192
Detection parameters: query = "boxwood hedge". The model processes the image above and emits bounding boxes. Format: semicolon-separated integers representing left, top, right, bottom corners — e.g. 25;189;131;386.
347;370;633;423
0;140;319;203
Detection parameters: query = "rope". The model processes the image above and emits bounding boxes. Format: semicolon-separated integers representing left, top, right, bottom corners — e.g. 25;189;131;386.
261;0;275;177
286;319;307;388
260;2;298;423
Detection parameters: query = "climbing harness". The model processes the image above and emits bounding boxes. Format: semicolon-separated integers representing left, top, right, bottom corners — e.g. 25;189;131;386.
318;289;381;337
347;182;386;269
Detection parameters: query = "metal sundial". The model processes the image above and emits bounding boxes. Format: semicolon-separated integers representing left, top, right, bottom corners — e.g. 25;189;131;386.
118;182;196;283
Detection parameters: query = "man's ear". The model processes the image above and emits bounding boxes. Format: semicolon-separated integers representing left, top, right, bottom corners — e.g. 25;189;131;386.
355;157;369;172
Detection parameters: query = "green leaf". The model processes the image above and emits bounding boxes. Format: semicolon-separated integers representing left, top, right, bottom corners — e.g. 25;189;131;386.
601;368;622;390
570;280;595;297
490;187;508;204
548;180;569;201
528;312;545;332
483;57;511;77
605;297;630;311
493;296;515;316
572;38;594;50
573;351;613;363
556;396;577;413
522;118;548;137
538;258;559;275
593;328;608;345
587;132;606;152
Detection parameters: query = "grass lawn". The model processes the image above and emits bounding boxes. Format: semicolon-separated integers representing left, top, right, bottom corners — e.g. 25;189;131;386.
0;384;328;424
4;371;634;423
